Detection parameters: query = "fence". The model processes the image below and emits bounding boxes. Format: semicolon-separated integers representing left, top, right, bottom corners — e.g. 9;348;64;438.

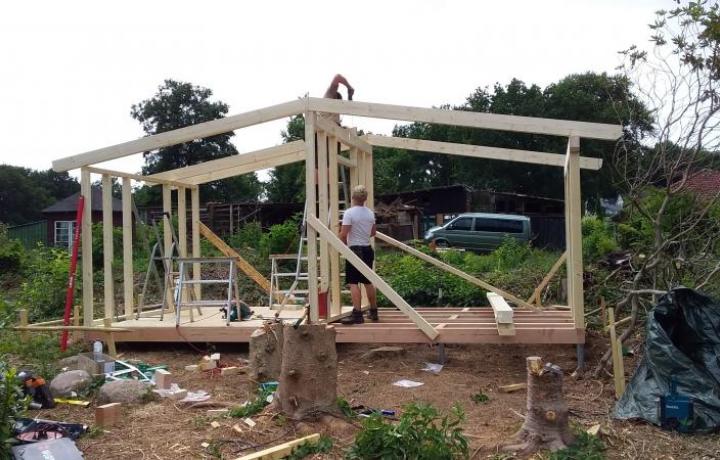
7;221;47;248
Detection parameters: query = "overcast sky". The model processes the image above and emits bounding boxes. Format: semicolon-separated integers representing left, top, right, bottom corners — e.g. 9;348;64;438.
0;0;666;181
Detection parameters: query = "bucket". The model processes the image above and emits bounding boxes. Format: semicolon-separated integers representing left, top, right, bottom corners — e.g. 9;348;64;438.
318;291;329;318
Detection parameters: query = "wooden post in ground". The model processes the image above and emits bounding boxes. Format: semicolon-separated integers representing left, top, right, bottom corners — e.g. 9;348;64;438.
608;307;626;398
191;187;201;300
18;309;28;343
80;168;93;326
102;317;117;357
565;136;584;329
73;303;81;341
304;111;319;323
102;175;115;320
122;177;134;319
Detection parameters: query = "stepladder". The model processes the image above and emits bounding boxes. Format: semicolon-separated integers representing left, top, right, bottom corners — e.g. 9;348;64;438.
174;257;252;326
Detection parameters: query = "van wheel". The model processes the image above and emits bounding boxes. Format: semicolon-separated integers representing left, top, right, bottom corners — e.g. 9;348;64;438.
435;239;449;248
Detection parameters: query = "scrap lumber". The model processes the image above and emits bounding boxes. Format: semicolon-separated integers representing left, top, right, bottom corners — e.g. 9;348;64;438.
499;383;527;393
235;433;320;460
607;307;626;398
487;293;516;336
95;403;121;427
199;222;271;293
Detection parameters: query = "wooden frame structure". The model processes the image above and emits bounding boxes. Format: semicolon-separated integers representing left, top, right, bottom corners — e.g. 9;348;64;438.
43;96;621;345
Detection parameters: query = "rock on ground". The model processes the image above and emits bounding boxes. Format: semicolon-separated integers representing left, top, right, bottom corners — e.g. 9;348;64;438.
98;380;154;404
361;346;405;360
50;370;92;397
58;355;99;375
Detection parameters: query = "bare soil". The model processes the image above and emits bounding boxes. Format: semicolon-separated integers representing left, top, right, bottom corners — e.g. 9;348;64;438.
32;332;720;459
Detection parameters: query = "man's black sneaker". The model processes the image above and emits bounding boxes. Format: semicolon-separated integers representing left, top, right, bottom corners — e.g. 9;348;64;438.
340;309;364;325
368;308;379;321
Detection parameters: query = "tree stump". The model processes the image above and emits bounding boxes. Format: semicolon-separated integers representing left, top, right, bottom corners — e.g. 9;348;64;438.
275;324;337;419
504;356;574;455
248;322;284;386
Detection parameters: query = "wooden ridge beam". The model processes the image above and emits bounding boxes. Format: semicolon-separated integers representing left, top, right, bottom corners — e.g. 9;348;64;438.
149;141;306;184
365;135;603;170
375;232;538;310
199;222;271;293
307;216;438;340
315;116;372;152
309;97;622;140
53;99;305;172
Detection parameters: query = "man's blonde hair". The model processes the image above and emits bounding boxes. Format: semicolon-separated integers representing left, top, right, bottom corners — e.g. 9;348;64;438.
352;185;368;201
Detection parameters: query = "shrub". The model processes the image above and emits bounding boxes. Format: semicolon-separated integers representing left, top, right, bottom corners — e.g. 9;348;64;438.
346;402;468;460
0;362;28;459
582;215;618;262
17;246;70;321
0;225;25;273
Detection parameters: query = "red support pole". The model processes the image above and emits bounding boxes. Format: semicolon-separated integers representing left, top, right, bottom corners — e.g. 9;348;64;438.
60;195;85;351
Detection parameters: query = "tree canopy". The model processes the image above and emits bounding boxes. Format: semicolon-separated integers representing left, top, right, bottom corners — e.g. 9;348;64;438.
131;79;261;205
0;165;79;225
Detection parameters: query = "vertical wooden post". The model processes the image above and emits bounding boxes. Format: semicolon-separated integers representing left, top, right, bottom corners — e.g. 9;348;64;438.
18;309;28;343
102;175;115;320
328;136;341;317
317;131;330;303
103;317;117;357
121;177;133;319
73;303;81;341
80;168;93;326
349;147;359;187
565;137;584;329
608;307;625;398
365;148;374;213
191;187;201;300
177;186;188;301
305;111;319;323
162;185;173;312
355;151;369;307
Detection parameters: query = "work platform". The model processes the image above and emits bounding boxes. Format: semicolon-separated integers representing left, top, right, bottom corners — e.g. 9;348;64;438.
84;306;582;345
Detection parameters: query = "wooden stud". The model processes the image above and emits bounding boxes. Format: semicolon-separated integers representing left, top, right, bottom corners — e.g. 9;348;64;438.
191;187;201;300
122;177;134;319
565;137;584;329
177;187;188;302
53;99;305;172
235;433;321;460
102;175;115;319
103;317;117;357
162;185;173;312
307;216;438;340
349;147;359;188
317;131;330;299
527;251;567;306
81;169;93;326
315;116;372;152
95;403;121;428
376;232;538;310
308;97;623;140
328;136;342;317
73;303;81;341
18;309;28;343
608;307;625;398
305;112;319;323
365;135;603;170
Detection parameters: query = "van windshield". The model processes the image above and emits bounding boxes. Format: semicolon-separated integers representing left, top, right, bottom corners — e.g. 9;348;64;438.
474;218;524;233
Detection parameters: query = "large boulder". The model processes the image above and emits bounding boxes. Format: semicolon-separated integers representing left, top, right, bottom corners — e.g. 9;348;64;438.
50;370;92;397
58;355;99;375
98;380;154;404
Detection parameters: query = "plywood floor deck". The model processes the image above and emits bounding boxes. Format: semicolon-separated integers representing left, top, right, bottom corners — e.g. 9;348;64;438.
85;307;583;344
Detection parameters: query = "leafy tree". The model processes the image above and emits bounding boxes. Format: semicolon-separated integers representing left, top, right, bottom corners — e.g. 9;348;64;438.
131;79;261;204
0;165;79;225
265;114;306;203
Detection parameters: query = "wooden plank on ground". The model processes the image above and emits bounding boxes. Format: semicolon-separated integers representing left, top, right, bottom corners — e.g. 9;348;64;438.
375;232;537;310
199;223;271;293
235;433;320;460
307;216;438;340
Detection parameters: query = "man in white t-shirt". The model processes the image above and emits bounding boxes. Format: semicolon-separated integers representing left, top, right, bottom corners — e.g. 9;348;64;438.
339;185;378;324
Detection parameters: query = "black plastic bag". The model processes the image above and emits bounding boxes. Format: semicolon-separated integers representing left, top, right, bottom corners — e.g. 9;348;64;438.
614;287;720;432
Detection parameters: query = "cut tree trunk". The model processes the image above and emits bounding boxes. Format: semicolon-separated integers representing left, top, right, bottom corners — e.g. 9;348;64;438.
504;356;574;455
274;324;337;419
248;322;284;386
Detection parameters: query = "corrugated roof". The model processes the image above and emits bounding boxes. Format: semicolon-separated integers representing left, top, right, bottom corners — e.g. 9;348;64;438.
41;187;122;213
676;169;720;198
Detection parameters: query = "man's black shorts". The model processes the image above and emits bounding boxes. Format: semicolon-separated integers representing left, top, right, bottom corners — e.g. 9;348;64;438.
346;245;374;285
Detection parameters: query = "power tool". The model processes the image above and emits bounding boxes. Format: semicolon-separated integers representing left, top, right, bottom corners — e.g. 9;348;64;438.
17;370;55;409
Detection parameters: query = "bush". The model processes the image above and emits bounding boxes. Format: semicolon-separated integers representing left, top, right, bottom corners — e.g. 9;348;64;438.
582;215;618;262
0;225;25;273
0;362;27;459
346;402;468;460
17;246;71;321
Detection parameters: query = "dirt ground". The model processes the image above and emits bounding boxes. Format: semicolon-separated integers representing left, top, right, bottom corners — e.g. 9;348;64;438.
32;332;720;460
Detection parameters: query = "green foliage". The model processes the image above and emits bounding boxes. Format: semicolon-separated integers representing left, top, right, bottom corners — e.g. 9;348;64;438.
265;216;301;256
470;392;489;404
0;333;82;382
17;245;70;322
285;435;333;460
229;386;273;418
549;431;605;460
0;363;27;458
582;215;618;262
337;396;355;418
346;402;468;460
0;225;25;272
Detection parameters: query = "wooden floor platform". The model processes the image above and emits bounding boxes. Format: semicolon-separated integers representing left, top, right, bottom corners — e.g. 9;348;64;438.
84;306;583;344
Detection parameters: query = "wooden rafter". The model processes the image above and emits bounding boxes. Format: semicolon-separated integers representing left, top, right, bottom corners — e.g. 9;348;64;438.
52;99;305;172
84;166;196;188
149;141;306;184
365;135;603;170
375;232;538;310
309;97;622;140
315;116;372;152
307;216;439;340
